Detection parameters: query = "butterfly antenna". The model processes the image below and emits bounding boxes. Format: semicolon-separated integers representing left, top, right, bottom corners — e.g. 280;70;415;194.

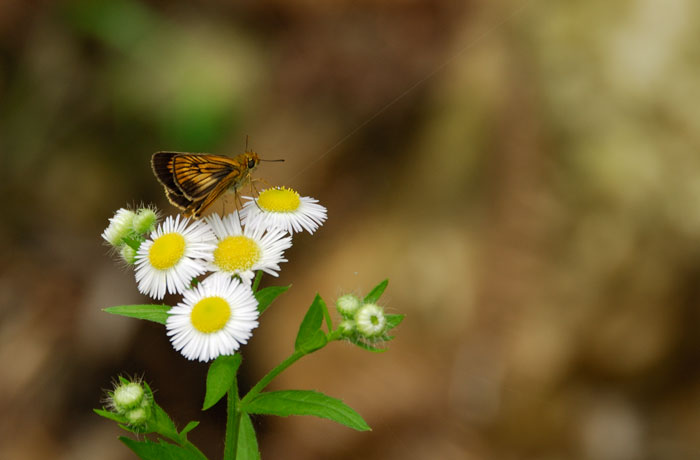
245;135;250;152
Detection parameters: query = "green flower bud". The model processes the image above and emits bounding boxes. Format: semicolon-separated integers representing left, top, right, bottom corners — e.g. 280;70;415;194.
354;303;387;338
111;381;145;413
338;320;356;337
336;294;361;319
133;208;159;235
124;406;150;427
120;244;138;265
102;208;136;247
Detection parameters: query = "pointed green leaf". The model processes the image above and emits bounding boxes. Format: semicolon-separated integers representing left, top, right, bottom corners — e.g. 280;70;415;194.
385;314;404;330
180;421;200;439
363;279;388;304
94;408;127;424
119;437;207;460
255;285;290;315
245;390;370;431
236;413;260;460
294;294;328;354
103;304;171;324
203;354;242;410
148;403;180;442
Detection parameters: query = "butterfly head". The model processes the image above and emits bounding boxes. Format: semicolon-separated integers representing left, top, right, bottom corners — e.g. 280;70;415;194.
242;151;260;172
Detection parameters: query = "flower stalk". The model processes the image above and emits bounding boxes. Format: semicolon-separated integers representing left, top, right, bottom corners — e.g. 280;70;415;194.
224;375;240;460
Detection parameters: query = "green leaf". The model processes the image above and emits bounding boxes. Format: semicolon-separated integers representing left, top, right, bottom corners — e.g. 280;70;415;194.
104;304;171;324
203;354;242;410
148;403;180;442
347;335;387;353
294;294;328;354
245;390;370;431
94;408;127;424
236;413;260;460
119;437;207;460
363;279;388;304
255;285;290;315
180;421;200;439
385;314;404;330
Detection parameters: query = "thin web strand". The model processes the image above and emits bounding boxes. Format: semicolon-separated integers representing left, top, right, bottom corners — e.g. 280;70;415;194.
285;0;533;184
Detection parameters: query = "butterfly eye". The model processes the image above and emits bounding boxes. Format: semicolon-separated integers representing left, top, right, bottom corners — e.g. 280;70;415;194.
248;158;256;169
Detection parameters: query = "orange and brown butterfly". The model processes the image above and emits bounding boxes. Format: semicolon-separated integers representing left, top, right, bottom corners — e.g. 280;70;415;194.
151;149;280;218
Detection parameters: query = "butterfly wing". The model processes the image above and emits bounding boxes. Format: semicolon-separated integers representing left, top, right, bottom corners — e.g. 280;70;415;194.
186;170;243;218
151;152;252;218
171;154;242;201
152;152;195;213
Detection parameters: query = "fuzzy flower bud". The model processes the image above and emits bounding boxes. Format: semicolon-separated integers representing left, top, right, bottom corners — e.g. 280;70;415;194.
102;208;136;247
354;303;387;338
338;319;356;337
132;207;159;235
111;381;146;413
124;406;150;427
336;294;362;319
120;244;138;265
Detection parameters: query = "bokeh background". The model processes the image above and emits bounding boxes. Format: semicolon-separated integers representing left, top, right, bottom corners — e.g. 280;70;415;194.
2;0;700;459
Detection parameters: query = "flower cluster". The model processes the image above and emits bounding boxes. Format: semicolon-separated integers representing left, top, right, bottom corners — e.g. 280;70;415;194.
104;377;153;429
334;293;392;343
102;187;327;362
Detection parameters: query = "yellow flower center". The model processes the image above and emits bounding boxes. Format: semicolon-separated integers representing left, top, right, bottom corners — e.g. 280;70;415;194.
214;236;261;272
148;233;186;270
257;187;301;212
191;296;231;333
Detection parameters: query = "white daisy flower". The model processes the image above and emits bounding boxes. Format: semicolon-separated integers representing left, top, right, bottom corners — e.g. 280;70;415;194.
166;274;259;362
134;215;216;300
205;211;292;283
241;186;327;235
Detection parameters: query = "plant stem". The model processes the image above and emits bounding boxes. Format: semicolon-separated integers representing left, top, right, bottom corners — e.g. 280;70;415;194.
223;375;240;460
240;350;305;406
252;270;263;292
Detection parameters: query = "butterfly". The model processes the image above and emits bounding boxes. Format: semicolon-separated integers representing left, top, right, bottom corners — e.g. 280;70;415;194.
152;150;276;218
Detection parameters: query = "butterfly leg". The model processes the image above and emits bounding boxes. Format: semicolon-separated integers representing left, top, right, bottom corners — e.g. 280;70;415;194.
247;177;267;212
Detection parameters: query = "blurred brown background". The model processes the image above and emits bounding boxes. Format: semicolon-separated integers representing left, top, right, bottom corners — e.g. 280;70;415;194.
2;0;700;459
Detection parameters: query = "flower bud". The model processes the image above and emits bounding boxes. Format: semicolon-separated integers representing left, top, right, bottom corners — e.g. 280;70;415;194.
338;319;356;337
336;294;361;319
120;244;138;265
133;207;158;235
354;303;387;338
124;406;150;427
102;208;136;247
111;381;145;413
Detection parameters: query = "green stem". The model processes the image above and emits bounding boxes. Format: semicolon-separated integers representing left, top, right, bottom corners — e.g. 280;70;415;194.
223;376;240;460
241;350;305;406
327;329;343;342
252;270;263;292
